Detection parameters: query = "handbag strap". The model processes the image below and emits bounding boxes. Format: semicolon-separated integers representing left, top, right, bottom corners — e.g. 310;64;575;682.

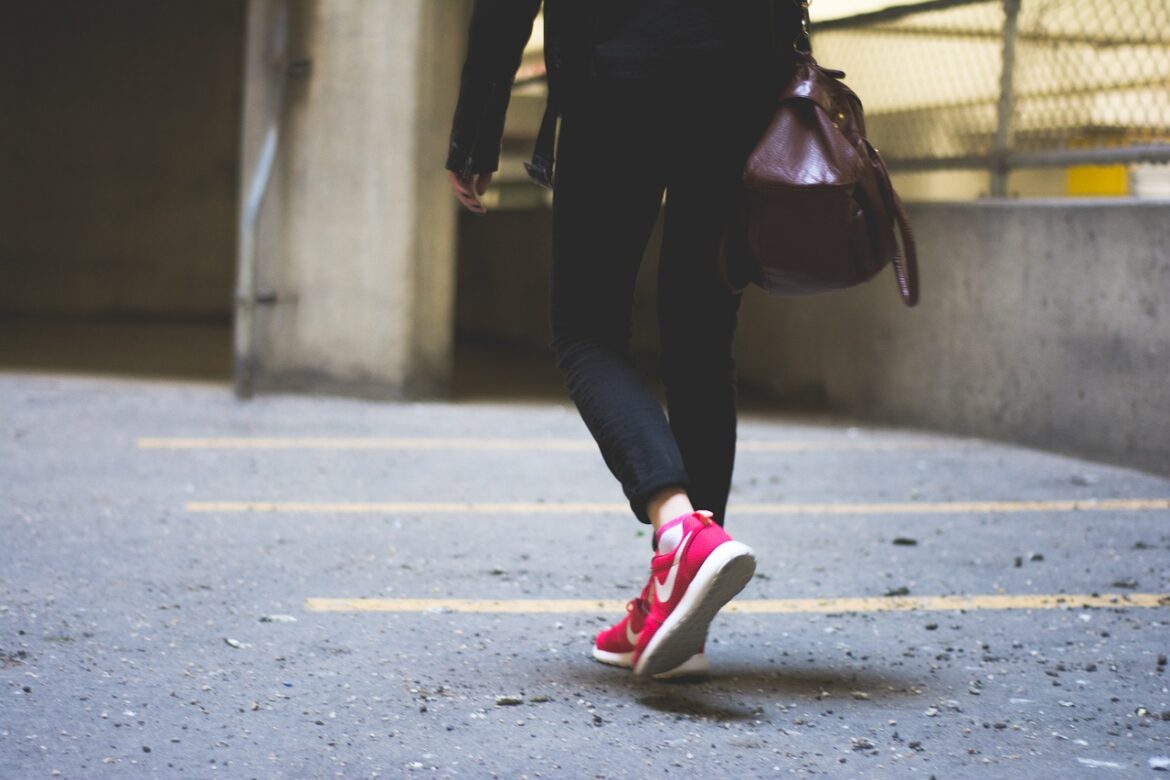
770;0;813;55
794;0;813;54
890;189;920;307
865;140;920;307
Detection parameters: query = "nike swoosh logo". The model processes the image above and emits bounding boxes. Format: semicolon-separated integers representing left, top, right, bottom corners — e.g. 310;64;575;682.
625;621;639;646
654;530;693;604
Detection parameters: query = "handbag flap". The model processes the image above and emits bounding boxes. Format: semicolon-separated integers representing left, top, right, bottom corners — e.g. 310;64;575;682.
780;55;866;139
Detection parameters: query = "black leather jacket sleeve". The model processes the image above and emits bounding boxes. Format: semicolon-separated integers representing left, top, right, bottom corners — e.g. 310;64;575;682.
446;0;543;177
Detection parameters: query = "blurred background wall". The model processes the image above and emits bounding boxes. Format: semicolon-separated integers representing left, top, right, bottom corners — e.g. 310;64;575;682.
0;0;468;388
0;0;244;321
1;0;1167;474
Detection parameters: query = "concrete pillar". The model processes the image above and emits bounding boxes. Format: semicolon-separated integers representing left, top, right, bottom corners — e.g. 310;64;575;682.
238;0;469;398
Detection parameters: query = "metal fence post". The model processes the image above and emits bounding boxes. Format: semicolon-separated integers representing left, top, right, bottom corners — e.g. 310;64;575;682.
990;0;1022;196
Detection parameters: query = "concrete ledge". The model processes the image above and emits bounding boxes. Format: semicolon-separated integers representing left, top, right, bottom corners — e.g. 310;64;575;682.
737;200;1170;476
455;200;1169;475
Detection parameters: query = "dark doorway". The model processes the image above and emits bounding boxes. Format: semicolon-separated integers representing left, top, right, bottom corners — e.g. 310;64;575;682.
0;0;245;381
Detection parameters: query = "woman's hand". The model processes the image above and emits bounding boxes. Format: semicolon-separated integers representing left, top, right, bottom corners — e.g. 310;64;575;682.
447;170;493;216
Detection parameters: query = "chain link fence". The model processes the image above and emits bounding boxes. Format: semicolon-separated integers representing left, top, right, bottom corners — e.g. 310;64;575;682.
813;0;1170;195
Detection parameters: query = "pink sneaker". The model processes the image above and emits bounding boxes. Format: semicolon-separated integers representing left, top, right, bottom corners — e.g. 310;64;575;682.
632;511;756;677
592;585;710;679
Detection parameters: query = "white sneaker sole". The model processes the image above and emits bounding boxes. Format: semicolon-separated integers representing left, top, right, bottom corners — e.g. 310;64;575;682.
591;647;633;667
633;540;756;678
591;646;709;679
652;652;710;679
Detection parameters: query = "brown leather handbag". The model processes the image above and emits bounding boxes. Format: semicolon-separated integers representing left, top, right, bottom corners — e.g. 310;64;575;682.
720;2;919;306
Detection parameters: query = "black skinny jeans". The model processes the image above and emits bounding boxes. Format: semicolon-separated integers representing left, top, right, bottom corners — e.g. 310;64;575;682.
549;67;773;526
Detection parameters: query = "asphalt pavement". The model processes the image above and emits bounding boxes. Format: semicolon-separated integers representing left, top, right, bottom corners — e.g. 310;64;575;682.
2;371;1169;778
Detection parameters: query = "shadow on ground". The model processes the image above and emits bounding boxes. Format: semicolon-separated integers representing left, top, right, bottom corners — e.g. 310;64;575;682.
568;663;928;722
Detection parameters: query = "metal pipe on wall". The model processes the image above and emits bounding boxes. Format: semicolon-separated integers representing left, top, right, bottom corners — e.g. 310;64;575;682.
233;0;290;398
234;0;311;398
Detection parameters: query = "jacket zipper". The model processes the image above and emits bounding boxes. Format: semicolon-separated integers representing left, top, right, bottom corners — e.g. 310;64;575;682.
460;79;499;179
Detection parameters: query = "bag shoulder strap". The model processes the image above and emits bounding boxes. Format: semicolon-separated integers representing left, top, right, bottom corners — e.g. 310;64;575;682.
890;188;920;307
769;0;813;54
795;0;813;54
866;141;920;306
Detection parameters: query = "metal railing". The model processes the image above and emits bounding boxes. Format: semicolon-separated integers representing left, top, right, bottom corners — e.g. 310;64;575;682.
813;0;1170;195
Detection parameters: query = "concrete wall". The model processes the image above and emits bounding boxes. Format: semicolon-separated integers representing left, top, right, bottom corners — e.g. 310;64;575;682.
737;200;1170;475
455;200;1170;476
0;0;244;320
242;0;469;397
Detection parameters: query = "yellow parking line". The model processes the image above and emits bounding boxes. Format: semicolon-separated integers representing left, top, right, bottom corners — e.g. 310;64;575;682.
739;441;947;452
735;499;1170;514
139;436;948;452
304;593;1170;614
187;501;626;513
186;498;1170;514
141;436;594;451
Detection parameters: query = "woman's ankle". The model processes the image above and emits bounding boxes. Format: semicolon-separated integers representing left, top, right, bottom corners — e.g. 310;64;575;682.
647;488;694;534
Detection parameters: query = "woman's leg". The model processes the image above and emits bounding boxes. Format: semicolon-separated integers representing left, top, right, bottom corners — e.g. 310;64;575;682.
569;80;761;677
656;80;762;527
656;221;743;525
549;82;694;525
